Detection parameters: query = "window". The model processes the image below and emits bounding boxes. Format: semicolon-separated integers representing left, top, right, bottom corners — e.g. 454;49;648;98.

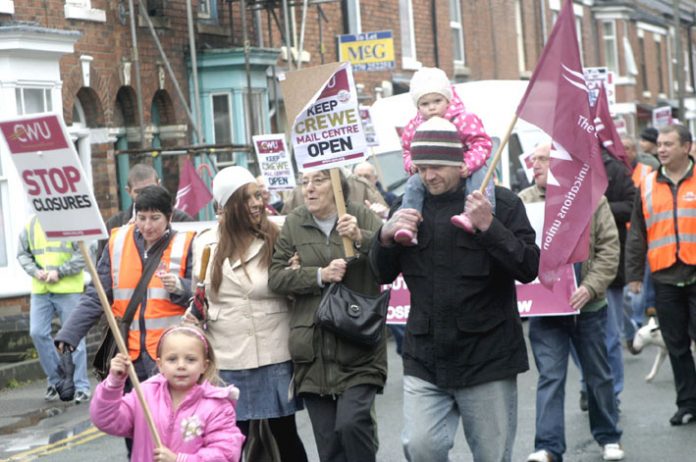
514;0;526;73
242;91;266;141
147;0;165;16
197;0;218;20
64;0;106;22
198;0;211;18
639;32;648;90
399;0;418;69
15;88;52;115
602;21;618;73
450;0;465;66
656;37;664;94
550;1;583;64
212;94;232;145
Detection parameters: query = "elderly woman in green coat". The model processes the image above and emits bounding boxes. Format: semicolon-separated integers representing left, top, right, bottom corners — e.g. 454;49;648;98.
269;168;387;462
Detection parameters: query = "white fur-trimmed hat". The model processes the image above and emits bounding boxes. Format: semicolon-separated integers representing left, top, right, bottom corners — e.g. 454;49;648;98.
409;67;453;107
212;166;256;207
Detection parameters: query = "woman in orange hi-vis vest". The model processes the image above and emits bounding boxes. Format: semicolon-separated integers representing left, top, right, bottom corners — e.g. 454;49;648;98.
55;185;194;455
58;184;194;376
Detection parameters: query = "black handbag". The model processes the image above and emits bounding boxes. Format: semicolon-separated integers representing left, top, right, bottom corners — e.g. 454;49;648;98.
315;282;390;346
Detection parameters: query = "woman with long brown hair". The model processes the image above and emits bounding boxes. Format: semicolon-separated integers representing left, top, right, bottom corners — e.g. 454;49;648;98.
191;166;307;461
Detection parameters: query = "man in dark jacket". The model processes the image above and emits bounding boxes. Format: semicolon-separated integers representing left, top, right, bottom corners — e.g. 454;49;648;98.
370;117;539;462
95;163;193;258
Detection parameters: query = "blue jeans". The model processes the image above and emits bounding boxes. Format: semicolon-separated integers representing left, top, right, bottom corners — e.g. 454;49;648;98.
388;324;405;356
402;375;517;462
624;267;655;341
401;175;426;211
571;288;624;397
400;168;496;213
529;307;621;461
30;293;89;392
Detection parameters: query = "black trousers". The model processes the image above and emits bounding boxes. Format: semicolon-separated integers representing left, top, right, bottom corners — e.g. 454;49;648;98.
654;280;696;408
237;415;308;462
302;385;379;462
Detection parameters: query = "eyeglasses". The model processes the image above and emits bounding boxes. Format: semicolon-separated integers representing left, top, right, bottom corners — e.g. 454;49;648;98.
301;176;330;187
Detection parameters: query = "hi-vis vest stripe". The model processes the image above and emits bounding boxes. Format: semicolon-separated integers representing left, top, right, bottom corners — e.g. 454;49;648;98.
641;170;696;272
632;163;653;188
109;224;194;360
27;216;84;294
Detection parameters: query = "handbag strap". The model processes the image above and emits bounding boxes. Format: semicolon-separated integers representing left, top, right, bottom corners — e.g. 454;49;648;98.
121;230;175;326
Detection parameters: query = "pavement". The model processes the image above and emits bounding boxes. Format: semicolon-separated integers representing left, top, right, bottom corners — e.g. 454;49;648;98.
1;324;696;461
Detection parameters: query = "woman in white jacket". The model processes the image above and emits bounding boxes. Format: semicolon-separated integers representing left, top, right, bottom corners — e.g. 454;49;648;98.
191;166;307;461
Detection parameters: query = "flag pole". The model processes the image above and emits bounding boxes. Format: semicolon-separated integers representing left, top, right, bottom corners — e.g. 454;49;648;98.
329;168;355;258
477;114;519;193
77;241;163;448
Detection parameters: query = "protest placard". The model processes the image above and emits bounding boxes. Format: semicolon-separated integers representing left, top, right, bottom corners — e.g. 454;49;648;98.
382;274;410;325
584;66;615;112
652;106;673;128
516;201;578;317
281;62;368;173
0;113;107;240
359;105;379;147
253;134;297;191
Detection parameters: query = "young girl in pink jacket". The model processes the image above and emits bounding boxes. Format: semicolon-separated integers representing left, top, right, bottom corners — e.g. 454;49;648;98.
395;67;494;244
90;326;244;462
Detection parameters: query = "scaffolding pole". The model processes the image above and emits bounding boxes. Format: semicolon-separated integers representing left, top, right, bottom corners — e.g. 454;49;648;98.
186;0;204;143
127;0;147;149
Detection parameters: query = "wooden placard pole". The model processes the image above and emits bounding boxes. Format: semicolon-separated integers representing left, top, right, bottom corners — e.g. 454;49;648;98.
78;241;163;448
370;147;385;185
477;115;519;193
329;168;355;258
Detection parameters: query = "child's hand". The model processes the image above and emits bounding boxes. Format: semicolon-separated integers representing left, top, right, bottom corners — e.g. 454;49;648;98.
153;446;177;462
459;164;470;178
409;165;419;175
109;353;131;379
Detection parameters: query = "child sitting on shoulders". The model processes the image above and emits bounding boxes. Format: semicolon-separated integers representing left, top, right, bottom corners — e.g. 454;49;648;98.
90;325;244;462
396;67;494;244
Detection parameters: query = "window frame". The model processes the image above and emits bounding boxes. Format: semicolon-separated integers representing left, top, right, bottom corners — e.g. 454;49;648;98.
602;20;619;74
655;35;665;95
399;0;419;69
449;0;466;67
211;92;233;146
15;87;53;115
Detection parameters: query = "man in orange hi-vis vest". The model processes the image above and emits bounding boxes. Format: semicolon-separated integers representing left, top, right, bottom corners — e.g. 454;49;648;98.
626;124;696;427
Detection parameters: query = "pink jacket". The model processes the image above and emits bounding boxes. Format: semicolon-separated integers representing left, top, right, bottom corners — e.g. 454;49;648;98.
90;373;244;462
401;86;493;174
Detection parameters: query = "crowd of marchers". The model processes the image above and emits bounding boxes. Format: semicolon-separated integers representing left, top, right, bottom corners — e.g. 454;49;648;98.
17;67;696;462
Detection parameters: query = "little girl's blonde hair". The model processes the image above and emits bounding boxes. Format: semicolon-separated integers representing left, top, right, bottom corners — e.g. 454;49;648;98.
156;324;222;386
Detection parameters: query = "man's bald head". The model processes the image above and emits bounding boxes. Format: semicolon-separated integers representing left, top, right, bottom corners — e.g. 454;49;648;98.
353;161;378;186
